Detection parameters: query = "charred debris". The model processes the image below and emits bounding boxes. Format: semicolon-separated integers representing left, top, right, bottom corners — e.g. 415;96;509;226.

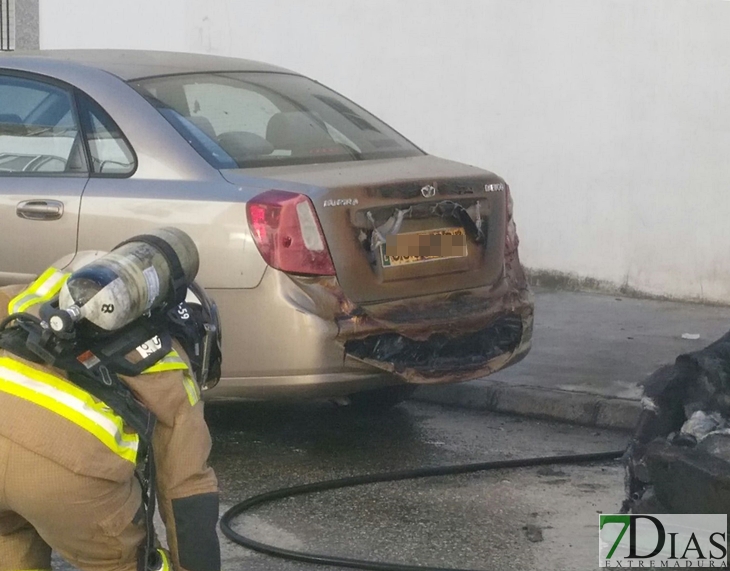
624;330;730;514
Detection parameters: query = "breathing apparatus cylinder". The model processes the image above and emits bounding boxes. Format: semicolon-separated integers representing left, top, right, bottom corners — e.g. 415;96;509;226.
47;227;199;335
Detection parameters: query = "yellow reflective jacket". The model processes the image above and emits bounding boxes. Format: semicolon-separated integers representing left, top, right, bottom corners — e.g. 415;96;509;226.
0;267;218;570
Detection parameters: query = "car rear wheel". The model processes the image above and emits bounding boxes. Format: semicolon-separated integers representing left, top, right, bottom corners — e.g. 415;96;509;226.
347;384;417;412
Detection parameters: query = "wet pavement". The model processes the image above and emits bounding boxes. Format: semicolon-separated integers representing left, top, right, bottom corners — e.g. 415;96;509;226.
53;401;629;571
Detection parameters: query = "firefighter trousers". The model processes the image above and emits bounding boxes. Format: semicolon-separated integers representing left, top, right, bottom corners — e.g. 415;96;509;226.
0;434;146;571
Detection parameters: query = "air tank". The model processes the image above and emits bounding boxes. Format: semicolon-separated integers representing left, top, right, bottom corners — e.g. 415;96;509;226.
51;227;199;334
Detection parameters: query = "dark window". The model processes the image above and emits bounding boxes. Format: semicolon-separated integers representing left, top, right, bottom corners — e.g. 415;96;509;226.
0;74;85;174
76;93;136;175
131;72;423;169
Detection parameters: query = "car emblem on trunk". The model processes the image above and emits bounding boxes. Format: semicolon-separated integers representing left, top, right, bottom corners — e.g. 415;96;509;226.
421;185;437;198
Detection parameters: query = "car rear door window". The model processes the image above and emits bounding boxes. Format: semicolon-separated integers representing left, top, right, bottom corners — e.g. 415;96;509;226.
0;75;85;174
76;92;136;176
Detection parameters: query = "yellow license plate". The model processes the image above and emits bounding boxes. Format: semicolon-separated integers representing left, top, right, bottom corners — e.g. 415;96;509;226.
381;227;468;267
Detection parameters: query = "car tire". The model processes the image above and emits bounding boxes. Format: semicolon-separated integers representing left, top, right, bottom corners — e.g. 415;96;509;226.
347;384;417;412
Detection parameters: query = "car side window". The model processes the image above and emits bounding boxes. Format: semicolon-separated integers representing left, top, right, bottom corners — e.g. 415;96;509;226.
0;74;86;175
76;93;136;175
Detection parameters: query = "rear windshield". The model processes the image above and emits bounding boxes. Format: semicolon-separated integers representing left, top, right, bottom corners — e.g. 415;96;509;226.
130;72;423;169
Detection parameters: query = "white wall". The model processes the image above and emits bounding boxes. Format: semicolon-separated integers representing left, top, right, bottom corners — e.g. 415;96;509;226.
39;0;730;302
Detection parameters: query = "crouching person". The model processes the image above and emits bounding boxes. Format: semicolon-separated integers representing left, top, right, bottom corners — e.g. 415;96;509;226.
0;235;222;571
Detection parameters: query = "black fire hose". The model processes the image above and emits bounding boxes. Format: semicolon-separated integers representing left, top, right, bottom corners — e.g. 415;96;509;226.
221;448;625;571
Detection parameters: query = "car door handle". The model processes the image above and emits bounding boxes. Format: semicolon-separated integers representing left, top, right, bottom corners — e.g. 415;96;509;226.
16;200;64;221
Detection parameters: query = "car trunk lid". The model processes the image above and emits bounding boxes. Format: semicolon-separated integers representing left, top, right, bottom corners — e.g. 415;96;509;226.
223;155;507;304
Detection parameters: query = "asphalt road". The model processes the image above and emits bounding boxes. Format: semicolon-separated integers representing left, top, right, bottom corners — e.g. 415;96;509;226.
52;401;629;571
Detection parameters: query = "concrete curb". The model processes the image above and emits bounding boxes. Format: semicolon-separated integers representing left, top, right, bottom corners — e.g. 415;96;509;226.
413;381;641;431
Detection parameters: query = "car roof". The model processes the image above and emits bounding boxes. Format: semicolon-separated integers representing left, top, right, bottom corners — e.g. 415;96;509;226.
0;49;296;80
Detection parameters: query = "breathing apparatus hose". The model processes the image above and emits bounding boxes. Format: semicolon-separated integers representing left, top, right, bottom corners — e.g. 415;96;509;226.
221;448;625;571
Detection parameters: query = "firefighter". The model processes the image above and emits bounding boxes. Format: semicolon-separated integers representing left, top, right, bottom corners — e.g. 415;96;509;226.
0;247;222;571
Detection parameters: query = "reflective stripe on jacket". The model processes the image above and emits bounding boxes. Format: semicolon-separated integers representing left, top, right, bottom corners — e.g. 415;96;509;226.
7;268;69;315
0;356;139;463
143;350;188;374
141;350;199;406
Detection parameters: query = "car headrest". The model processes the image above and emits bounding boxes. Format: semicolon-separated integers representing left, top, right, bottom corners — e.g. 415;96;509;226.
265;112;334;151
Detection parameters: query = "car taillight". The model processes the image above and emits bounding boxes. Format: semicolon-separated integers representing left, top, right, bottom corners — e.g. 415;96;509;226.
246;190;336;276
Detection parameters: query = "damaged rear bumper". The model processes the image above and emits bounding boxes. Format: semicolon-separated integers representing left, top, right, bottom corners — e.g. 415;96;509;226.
345;314;526;380
336;274;534;384
342;309;532;384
